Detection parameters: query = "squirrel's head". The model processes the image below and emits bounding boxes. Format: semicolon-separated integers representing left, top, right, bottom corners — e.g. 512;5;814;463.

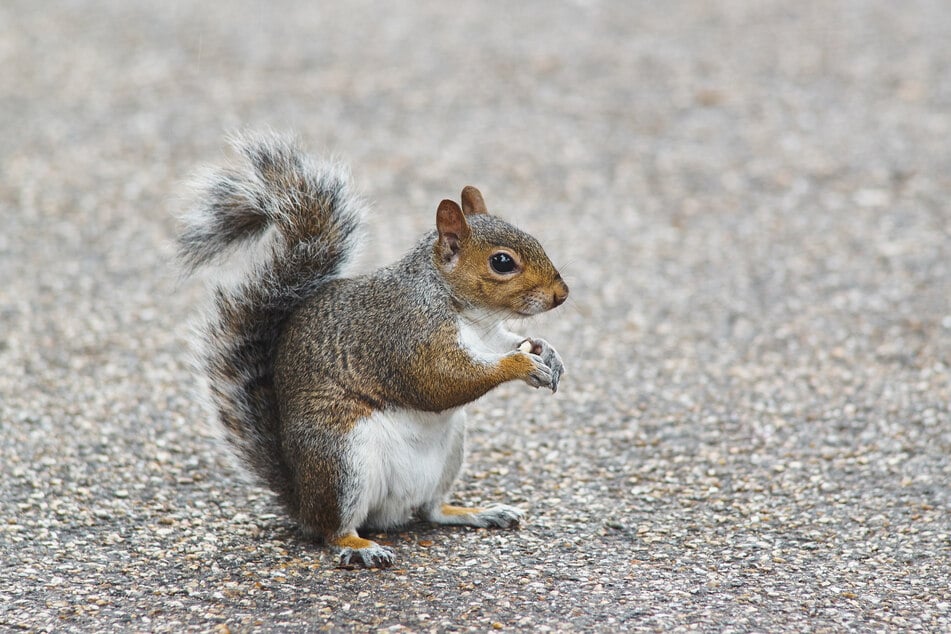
433;186;569;317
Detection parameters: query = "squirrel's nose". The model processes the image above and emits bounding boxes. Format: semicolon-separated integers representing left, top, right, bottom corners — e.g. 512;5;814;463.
552;282;569;307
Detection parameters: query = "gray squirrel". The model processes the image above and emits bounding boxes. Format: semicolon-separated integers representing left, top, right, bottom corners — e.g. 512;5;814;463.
178;133;568;568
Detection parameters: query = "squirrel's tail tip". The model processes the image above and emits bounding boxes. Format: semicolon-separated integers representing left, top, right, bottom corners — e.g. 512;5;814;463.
177;131;366;282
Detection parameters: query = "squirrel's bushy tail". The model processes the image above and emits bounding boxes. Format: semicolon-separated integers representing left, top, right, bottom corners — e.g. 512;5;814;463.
178;132;365;510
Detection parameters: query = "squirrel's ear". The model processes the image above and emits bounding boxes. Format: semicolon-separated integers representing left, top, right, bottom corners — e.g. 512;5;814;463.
461;186;488;216
436;199;469;263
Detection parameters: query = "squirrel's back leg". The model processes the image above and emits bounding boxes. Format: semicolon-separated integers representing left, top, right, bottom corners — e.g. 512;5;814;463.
422;502;525;528
423;503;524;529
418;411;524;530
330;532;395;568
281;396;397;568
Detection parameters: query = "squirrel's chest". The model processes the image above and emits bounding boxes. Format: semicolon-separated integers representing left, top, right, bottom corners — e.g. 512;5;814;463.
347;408;466;528
457;315;515;361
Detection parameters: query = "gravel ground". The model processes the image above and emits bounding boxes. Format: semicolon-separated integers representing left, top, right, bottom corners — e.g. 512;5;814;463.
2;1;950;631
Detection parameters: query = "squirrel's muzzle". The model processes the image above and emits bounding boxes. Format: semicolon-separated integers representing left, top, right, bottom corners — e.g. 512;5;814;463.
551;277;569;308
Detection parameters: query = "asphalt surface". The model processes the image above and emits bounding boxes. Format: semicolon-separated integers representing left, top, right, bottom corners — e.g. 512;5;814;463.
2;1;950;631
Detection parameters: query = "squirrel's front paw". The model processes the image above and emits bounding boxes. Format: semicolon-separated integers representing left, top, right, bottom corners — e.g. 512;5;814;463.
521;352;554;390
520;338;565;392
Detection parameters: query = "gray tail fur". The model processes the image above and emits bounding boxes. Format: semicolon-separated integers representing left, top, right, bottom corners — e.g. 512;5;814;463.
178;132;365;512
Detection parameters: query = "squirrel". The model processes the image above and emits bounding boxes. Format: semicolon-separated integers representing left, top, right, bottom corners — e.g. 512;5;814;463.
178;133;569;568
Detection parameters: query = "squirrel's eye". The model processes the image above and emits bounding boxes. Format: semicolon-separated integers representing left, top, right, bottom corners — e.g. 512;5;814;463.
489;252;517;274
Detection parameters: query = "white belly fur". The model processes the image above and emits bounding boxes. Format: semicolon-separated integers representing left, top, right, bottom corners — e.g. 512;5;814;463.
345;407;466;530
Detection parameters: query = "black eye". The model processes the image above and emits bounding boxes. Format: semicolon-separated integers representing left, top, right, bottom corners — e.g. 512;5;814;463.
489;252;517;274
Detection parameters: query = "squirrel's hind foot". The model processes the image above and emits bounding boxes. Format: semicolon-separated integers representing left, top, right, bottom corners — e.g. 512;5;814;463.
332;534;396;569
425;503;524;529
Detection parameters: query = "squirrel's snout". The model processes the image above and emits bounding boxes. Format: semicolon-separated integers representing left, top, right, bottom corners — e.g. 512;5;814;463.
552;281;569;307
